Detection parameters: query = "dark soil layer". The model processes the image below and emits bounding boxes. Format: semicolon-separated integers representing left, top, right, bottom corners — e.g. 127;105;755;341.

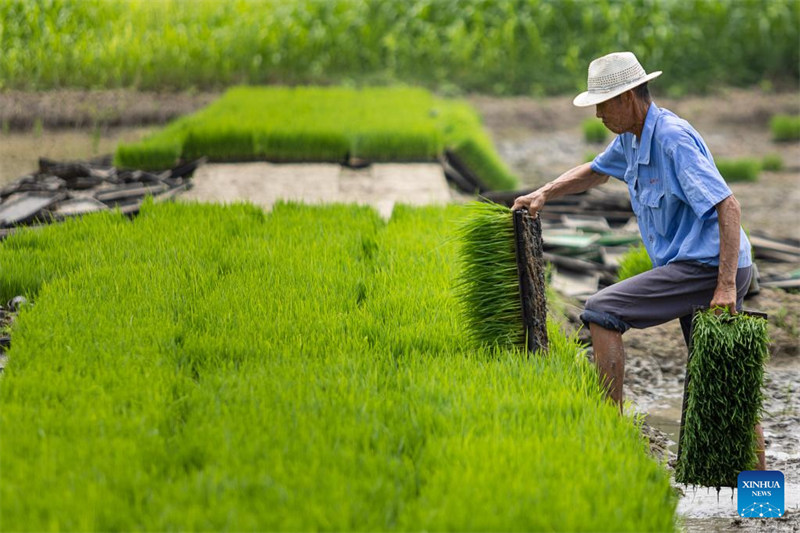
0;89;218;130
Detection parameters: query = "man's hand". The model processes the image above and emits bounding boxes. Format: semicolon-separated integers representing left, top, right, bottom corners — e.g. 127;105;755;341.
710;284;738;315
512;190;546;217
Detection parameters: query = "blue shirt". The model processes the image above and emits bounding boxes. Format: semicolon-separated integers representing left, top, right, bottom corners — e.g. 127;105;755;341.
591;102;751;268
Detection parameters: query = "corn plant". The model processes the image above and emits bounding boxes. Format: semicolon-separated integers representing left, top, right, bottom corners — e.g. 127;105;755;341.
675;309;770;488
0;0;796;96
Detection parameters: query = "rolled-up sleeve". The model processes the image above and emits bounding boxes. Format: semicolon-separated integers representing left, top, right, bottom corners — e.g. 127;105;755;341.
591;136;627;181
666;133;732;220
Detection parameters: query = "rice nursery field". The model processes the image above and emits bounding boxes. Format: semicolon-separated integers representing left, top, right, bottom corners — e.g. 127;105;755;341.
115;86;518;190
0;201;677;531
1;0;797;96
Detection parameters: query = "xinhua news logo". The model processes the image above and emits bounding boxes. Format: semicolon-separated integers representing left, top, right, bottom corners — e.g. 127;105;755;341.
738;470;784;518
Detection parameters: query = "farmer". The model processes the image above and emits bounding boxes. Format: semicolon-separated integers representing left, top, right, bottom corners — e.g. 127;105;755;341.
512;51;766;469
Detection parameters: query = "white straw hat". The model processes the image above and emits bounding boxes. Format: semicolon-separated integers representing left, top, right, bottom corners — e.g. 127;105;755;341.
573;51;662;107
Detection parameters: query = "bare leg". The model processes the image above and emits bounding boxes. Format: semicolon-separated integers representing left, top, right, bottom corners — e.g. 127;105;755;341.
755;423;766;470
589;322;625;413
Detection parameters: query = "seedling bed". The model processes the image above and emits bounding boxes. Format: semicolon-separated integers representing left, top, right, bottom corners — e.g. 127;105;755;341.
0;201;677;531
115;86;518;191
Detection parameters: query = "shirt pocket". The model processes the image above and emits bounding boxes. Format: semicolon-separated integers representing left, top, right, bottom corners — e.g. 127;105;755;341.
636;167;668;235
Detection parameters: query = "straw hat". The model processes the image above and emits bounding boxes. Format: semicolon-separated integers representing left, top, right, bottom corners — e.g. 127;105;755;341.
573;52;662;107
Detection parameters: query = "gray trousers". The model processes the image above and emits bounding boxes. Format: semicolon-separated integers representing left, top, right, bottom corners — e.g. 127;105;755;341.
580;261;753;346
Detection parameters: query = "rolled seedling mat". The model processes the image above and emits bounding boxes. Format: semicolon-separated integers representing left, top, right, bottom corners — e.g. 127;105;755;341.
676;308;769;488
513;209;548;353
455;203;548;353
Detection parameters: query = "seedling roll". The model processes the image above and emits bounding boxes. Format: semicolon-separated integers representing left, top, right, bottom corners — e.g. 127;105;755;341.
456;202;547;352
676;309;769;488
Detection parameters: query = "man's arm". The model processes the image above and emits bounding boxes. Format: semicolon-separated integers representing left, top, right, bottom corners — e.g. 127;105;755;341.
710;194;742;314
511;162;610;216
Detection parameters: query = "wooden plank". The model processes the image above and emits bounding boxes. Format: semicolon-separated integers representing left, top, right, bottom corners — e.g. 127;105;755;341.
600;246;630;268
0;193;64;227
152;183;191;203
550;269;600;299
542;232;599;249
543;252;613;274
749;235;800;257
95;182;169;203
513;210;548;354
444;149;490;193
50;197;109;218
560;214;611;232
760;279;800;289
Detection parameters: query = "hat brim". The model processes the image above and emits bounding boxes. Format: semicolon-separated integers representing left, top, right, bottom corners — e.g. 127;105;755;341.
572;71;662;107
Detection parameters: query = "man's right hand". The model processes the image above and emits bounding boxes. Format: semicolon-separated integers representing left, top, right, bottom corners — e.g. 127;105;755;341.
511;190;546;217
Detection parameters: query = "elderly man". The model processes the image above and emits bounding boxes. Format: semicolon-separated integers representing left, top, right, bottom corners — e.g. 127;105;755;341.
512;51;765;469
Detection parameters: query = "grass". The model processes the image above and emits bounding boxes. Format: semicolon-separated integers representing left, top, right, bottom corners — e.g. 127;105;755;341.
617;243;652;281
0;200;677;531
715;158;761;182
770;114;800;141
675;309;769;488
583;119;609;144
114;86;518;190
0;0;797;96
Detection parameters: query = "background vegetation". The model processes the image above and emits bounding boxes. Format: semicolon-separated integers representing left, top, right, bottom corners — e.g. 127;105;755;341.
1;0;797;96
0;201;677;530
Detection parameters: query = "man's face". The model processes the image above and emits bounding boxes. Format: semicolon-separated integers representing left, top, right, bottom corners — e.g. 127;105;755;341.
595;93;632;134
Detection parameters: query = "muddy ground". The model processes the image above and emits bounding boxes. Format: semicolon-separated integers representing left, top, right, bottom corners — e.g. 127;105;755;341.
0;87;798;531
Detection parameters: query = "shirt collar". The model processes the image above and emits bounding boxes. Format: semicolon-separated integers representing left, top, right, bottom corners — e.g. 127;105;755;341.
634;102;660;165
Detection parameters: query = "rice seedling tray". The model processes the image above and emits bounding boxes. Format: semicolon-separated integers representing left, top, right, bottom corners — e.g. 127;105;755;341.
513;209;548;353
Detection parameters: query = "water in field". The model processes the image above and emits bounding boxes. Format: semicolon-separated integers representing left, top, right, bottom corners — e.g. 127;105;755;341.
642;359;800;532
0;126;154;185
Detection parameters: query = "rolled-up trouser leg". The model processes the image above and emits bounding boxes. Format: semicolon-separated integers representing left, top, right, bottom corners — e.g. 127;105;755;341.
581;261;752;335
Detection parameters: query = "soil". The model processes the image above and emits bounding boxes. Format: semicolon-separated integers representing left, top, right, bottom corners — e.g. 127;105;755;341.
1;87;798;531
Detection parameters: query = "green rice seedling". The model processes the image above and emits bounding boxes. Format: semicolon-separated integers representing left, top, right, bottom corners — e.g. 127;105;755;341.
254;129;350;162
438;101;518;190
455;201;526;349
617;243;652;281
761;153;784;171
715;158;760;182
0;200;677;531
182;126;255;161
675;309;769;488
113;139;181;169
583;118;609;144
115;86;518;189
350;128;442;162
770;114;800;142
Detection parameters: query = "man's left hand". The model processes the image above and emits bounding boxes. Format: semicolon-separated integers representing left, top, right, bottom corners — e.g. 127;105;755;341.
710;285;738;315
